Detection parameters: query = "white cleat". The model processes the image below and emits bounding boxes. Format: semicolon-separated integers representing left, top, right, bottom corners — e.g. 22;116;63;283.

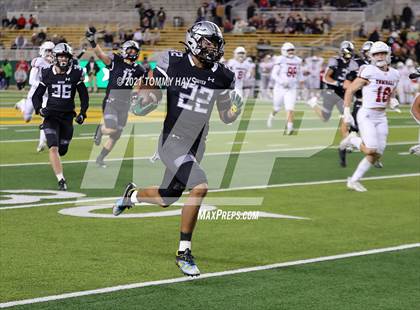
339;132;357;151
267;113;274;128
14;99;25;112
36;141;46;152
307;96;318;108
347;178;367;192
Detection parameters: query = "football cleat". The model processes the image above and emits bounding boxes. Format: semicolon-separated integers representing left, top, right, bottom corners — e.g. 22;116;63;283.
14;99;25;112
176;249;200;277
93;124;103;146
338;148;347;167
347;178;367;192
96;157;107;168
267;113;274;128
36;141;46;152
306;96;318;108
373;160;383;168
339;132;357;151
112;182;137;216
58;179;67;191
409;144;420;156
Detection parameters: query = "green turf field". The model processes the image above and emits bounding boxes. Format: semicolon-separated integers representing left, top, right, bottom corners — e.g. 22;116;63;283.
0;89;419;309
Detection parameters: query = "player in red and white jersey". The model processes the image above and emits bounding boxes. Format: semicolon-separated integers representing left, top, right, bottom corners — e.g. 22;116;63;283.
227;47;255;99
267;42;303;134
258;54;274;100
303;55;324;90
15;41;55;152
339;41;400;191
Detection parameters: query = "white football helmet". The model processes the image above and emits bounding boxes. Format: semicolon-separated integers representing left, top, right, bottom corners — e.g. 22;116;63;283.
39;41;55;62
281;42;295;58
405;58;414;68
396;61;404;69
369;41;391;68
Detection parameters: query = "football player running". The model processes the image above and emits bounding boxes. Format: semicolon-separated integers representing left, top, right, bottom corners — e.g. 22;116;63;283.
339;41;400;191
86;28;146;167
113;21;242;277
339;41;375;167
267;42;303;134
227;46;254;99
408;67;420;156
15;41;55;152
32;43;89;190
322;41;359;167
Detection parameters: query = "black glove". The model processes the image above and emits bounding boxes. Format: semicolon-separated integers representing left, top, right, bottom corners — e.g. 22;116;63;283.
85;27;97;48
39;107;49;117
75;112;86;124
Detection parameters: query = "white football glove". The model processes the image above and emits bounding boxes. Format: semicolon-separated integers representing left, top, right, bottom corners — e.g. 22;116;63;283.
389;98;401;113
343;107;355;127
409;144;420;156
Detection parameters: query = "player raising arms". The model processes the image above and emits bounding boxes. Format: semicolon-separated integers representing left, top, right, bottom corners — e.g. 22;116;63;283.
85;28;145;167
32;43;89;190
339;41;400;191
227;46;254;99
113;21;242;276
15;41;55;152
267;42;303;134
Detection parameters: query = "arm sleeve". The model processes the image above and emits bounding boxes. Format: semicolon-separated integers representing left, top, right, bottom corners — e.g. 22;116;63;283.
216;74;235;112
32;84;47;113
28;67;39;86
153;50;170;79
76;82;89;115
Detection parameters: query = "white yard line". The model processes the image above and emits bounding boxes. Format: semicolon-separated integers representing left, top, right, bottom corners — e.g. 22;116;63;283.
0;141;416;168
0;243;418;308
0;124;417;143
1;173;418;211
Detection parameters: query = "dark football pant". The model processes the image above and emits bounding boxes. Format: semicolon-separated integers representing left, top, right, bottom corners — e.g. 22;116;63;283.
322;89;344;121
43;113;74;156
102;96;129;130
157;133;207;206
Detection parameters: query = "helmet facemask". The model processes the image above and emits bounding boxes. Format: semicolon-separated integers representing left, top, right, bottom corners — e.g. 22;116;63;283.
55;53;72;71
125;47;140;62
371;52;389;68
196;35;224;66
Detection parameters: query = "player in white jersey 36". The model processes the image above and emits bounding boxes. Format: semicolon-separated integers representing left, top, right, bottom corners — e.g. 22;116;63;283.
339;41;400;191
267;42;303;134
15;41;55;152
258;54;274;100
227;46;255;99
